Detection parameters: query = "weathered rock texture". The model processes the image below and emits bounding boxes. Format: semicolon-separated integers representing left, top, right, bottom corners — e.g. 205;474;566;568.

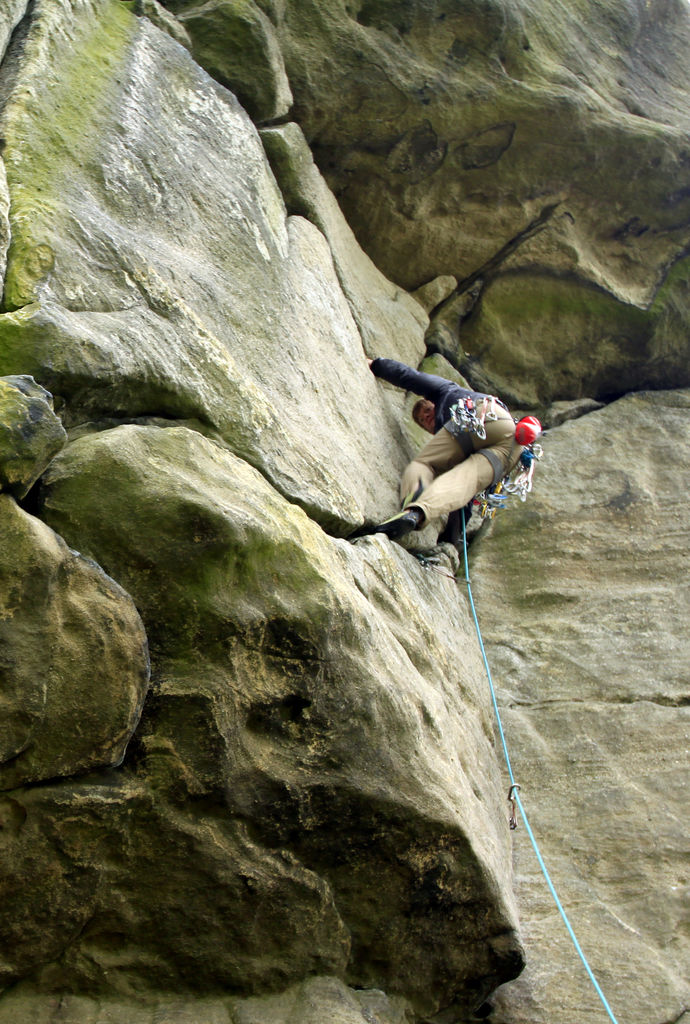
0;1;519;1019
0;0;26;61
470;391;690;1023
0;493;149;790
0;374;66;496
0;0;688;1021
170;0;293;122
260;121;428;366
0;419;525;1019
29;422;521;1017
0;977;412;1024
264;0;690;300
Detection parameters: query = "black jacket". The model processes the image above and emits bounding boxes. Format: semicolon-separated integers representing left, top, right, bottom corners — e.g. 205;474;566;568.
370;358;505;433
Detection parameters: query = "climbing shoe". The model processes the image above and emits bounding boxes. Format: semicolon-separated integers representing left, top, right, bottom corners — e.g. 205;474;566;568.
371;506;423;539
400;480;424;509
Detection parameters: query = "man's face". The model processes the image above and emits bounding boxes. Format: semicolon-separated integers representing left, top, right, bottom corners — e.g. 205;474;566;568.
416;401;436;434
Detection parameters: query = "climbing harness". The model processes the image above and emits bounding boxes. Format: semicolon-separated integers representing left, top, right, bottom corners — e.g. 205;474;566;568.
459;517;623;1024
448;395;501;441
475;442;544;519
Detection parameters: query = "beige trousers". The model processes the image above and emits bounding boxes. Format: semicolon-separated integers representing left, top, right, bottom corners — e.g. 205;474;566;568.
400;409;518;522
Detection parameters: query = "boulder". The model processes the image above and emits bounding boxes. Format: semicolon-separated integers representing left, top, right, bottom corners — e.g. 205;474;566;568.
0;494;150;790
468;390;690;1023
412;275;457;315
166;0;293;122
0;0;27;62
0;781;348;995
542;397;605;429
449;266;690;406
133;0;192;49
35;422;524;1017
0;375;66;497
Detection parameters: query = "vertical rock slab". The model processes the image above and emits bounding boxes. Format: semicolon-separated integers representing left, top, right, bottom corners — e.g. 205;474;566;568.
468;391;690;1023
260;122;428;366
0;495;150;790
0;0;412;533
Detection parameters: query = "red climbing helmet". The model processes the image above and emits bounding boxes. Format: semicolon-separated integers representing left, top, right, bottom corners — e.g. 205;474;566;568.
515;415;542;445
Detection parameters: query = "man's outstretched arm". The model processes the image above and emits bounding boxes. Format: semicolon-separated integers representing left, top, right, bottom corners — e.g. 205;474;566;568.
369;357;454;403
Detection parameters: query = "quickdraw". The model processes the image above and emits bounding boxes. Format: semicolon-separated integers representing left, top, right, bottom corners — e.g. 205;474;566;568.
476;480;509;520
413;553;458;581
508;784;521;830
474;442;544;519
504;443;543;502
449;395;501;441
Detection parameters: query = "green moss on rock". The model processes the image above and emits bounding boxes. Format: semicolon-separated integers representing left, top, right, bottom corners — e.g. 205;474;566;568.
1;0;137;310
456;270;659;405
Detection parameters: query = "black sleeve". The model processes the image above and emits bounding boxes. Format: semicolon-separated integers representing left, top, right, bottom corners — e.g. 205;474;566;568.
370;358;457;403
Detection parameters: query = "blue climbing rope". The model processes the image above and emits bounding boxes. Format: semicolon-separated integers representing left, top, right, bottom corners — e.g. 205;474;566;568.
460;518;622;1024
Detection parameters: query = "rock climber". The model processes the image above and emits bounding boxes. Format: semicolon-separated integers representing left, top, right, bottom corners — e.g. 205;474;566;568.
361;356;542;540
